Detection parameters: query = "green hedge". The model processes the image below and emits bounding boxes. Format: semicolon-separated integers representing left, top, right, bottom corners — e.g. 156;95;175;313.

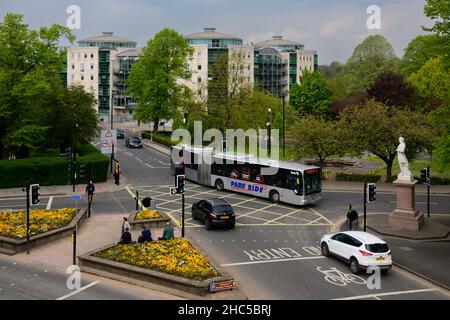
0;144;109;188
141;131;175;147
335;172;381;183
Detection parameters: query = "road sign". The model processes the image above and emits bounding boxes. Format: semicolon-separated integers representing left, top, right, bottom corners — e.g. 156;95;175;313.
170;187;178;195
209;280;237;292
101;130;117;154
71;195;82;200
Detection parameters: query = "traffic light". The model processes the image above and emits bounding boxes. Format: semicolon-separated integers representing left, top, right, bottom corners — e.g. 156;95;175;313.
367;183;376;203
79;164;87;180
176;175;185;194
420;167;430;184
222;140;227;152
30;184;40;205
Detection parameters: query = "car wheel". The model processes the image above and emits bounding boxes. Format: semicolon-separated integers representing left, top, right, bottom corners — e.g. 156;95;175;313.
269;190;280;203
205;220;213;230
321;242;330;257
215;179;224;191
350;257;361;274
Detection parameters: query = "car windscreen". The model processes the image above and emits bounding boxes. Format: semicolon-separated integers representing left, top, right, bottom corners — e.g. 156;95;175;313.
130;138;141;143
214;205;233;213
365;243;389;253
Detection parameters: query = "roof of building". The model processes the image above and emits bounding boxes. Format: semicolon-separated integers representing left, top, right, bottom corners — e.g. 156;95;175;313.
79;32;137;44
116;48;142;57
255;35;303;47
184;28;242;41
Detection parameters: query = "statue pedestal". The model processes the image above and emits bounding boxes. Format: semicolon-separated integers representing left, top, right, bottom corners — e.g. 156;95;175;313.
388;179;424;231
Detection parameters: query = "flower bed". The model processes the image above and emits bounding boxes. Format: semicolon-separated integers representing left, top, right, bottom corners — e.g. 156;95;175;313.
0;208;76;240
135;209;161;220
95;239;220;280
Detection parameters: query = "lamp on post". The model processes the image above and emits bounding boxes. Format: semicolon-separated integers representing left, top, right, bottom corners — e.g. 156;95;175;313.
282;92;286;159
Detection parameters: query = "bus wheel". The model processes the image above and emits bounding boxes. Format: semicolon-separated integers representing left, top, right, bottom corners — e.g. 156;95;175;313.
269;190;280;203
215;179;224;191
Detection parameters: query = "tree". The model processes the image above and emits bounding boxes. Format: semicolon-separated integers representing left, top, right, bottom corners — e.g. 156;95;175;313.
339;100;436;182
429;104;450;168
289;69;332;117
127;28;193;132
289;115;342;166
0;13;74;158
423;0;450;66
408;57;450;110
367;71;416;108
327;73;355;100
400;35;444;76
319;61;344;79
42;85;99;151
345;35;400;95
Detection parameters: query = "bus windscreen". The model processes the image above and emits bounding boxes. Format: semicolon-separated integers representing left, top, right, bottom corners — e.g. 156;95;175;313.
304;169;321;195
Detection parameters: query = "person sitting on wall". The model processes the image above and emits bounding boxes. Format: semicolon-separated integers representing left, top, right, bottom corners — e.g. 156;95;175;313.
119;228;132;244
138;226;153;243
158;222;174;241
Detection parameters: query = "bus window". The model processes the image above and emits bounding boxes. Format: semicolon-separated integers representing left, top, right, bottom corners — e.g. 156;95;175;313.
294;176;303;195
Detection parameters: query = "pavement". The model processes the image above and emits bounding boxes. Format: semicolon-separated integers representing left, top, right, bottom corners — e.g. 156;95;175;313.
339;215;450;291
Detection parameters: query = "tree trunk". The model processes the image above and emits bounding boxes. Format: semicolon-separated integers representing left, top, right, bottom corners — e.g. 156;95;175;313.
385;159;394;183
153;118;159;133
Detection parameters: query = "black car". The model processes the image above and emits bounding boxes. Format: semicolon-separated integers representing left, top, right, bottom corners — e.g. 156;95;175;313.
192;198;235;230
116;129;125;139
126;137;143;148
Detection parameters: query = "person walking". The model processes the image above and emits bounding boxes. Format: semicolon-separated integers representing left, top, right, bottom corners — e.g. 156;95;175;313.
85;180;95;202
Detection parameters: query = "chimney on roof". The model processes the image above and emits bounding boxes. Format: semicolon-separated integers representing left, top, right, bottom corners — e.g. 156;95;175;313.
103;32;114;36
204;27;216;32
273;35;283;39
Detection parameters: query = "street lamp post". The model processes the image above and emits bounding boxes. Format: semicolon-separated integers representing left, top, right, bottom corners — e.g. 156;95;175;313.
266;108;272;158
73;123;78;192
282;93;286;159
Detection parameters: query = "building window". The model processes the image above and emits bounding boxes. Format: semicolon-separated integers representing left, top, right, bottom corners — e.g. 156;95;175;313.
90;63;94;70
84;54;87;59
80;63;84;72
91;53;94;58
71;64;75;70
90;75;94;80
198;77;202;83
198;65;202;70
81;75;84;81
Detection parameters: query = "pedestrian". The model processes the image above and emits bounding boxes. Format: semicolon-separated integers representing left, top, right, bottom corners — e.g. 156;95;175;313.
119;227;132;245
138;226;153;243
114;162;121;185
85;180;95;202
122;217;131;234
158;222;174;241
347;204;358;230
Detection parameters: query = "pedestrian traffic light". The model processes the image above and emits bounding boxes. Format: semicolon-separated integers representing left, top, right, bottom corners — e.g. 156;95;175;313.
420;167;430;184
176;175;185;194
79;164;87;180
367;183;376;203
30;184;40;205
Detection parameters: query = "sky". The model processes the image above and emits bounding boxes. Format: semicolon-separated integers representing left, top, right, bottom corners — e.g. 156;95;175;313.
0;0;434;64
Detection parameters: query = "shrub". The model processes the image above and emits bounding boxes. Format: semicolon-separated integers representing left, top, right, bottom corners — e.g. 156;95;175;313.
335;172;381;183
141;131;177;147
0;144;109;188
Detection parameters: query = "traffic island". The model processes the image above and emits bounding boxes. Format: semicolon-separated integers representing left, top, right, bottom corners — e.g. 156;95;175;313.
78;238;246;299
129;209;171;229
0;208;88;255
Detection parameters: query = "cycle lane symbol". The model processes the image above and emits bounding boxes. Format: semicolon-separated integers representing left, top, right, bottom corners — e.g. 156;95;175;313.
316;267;367;287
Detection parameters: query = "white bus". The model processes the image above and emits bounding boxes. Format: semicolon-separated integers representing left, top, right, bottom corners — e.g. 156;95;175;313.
171;145;322;206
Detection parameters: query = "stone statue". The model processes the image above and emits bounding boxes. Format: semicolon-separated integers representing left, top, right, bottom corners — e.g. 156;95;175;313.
396;137;412;181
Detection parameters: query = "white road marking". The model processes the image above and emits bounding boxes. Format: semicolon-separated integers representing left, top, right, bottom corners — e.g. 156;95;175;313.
46;196;53;210
56;281;100;300
158;160;169;166
333;288;435;300
135;157;143;162
221;256;325;267
145;163;153;168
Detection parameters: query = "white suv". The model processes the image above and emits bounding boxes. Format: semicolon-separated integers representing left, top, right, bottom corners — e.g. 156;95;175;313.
320;231;392;274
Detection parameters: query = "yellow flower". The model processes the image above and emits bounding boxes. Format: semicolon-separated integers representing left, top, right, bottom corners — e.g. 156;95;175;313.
135;210;161;220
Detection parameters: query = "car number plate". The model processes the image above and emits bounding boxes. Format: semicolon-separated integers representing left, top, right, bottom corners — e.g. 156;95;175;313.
376;257;385;261
221;216;229;220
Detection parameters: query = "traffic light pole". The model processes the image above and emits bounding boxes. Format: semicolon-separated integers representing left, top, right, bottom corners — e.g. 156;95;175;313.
363;182;367;232
110;143;114;173
135;190;139;210
73;224;77;265
427;166;430;218
26;185;30;255
182;193;185;238
88;162;92;218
